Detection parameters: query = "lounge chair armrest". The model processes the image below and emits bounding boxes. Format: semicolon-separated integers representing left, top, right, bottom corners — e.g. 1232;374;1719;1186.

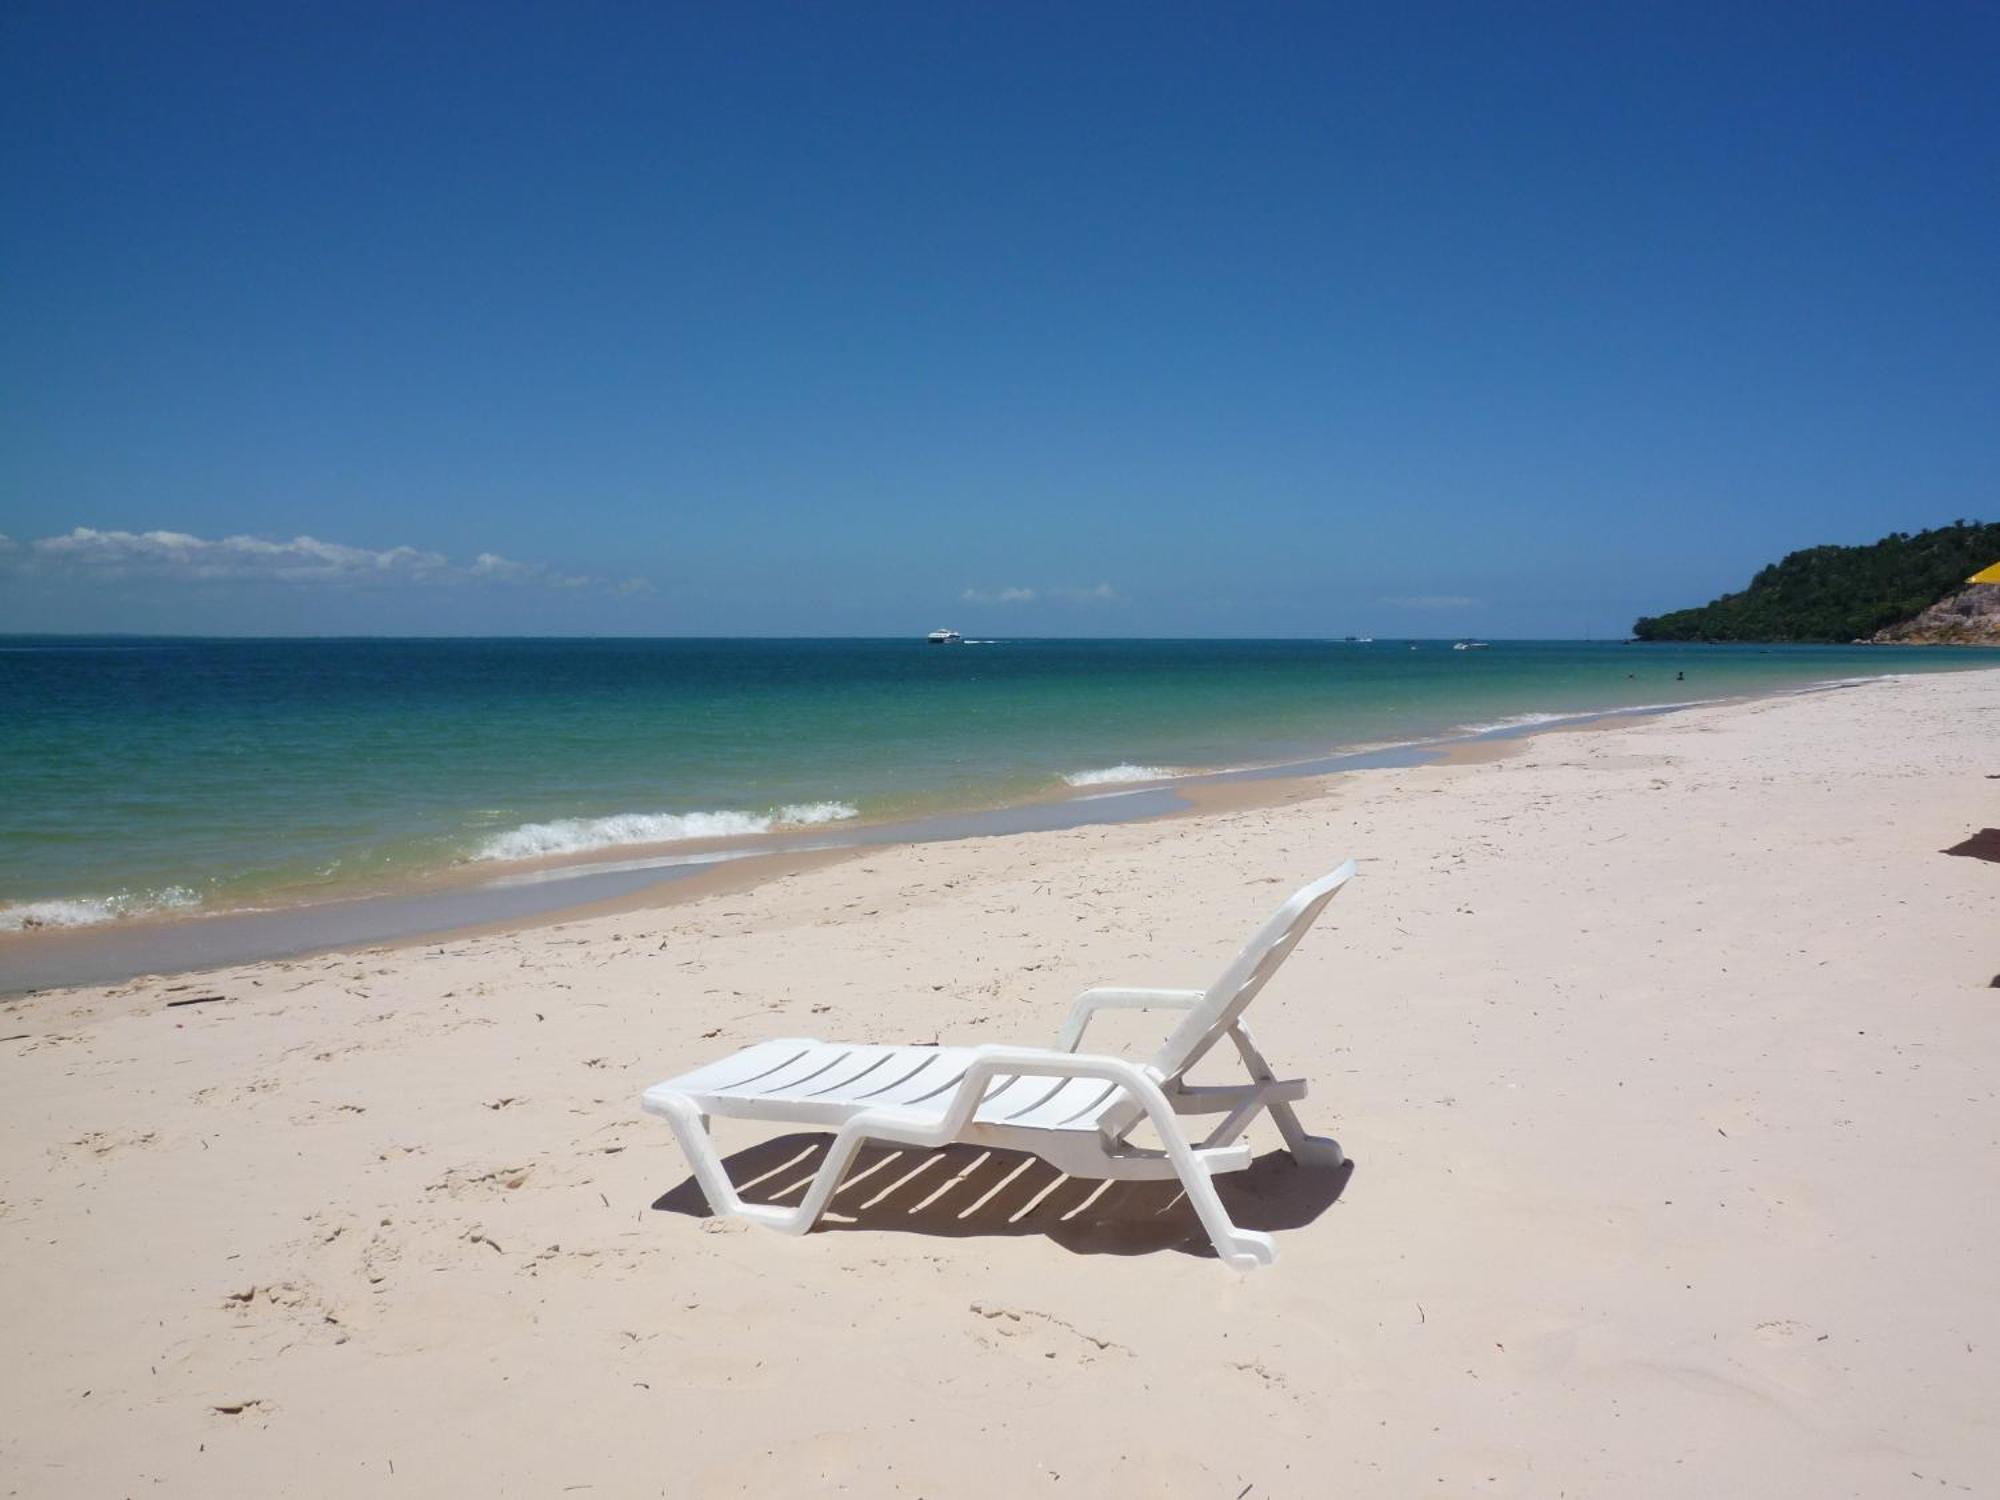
928;1046;1169;1135
1057;987;1207;1051
971;1044;1159;1075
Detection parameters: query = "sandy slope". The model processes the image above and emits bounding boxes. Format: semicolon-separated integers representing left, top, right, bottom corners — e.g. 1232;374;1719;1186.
1;671;1996;1498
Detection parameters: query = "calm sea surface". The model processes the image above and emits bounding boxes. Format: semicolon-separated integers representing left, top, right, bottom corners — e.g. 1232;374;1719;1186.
4;636;1994;928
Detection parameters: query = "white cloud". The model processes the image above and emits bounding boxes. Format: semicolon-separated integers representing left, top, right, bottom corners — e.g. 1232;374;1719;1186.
468;551;532;581
471;550;594;589
1381;594;1481;610
23;527;452;582
3;527;649;595
961;582;1123;606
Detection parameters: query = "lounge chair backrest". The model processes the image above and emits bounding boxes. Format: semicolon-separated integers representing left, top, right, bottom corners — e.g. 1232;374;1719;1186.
1150;859;1357;1077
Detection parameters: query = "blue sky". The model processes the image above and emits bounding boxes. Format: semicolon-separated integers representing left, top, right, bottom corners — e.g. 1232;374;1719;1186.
3;2;1996;637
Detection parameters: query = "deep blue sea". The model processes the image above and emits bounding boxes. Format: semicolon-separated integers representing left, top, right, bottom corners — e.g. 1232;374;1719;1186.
3;636;1994;929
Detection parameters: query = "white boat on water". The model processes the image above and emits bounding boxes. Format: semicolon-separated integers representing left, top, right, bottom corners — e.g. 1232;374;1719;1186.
1453;640;1491;651
926;628;964;645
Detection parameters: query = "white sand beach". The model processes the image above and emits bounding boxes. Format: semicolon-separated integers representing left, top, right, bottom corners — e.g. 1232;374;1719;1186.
2;669;1996;1497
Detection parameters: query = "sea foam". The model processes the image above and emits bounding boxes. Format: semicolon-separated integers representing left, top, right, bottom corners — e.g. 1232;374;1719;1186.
1063;764;1178;786
472;801;858;862
1455;698;1727;736
0;885;201;932
1453;711;1574;735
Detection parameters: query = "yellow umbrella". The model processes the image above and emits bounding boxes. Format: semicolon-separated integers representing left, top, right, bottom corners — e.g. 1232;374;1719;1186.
1970;560;2000;584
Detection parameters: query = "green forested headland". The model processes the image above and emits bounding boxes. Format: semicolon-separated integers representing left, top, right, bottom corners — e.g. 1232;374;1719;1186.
1631;520;2000;643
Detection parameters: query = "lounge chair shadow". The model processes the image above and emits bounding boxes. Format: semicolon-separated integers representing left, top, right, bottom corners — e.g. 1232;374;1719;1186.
652;1135;1352;1261
1942;828;2000;862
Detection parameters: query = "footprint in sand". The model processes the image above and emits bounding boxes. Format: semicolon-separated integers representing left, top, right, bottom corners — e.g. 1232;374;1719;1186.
966;1302;1131;1364
61;1129;158;1161
219;1280;350;1345
425;1163;536;1198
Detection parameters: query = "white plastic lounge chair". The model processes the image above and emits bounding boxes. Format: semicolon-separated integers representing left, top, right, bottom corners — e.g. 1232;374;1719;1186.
642;859;1356;1269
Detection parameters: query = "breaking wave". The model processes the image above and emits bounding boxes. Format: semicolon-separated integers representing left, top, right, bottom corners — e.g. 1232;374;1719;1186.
0;885;202;931
472;801;859;862
1062;764;1179;786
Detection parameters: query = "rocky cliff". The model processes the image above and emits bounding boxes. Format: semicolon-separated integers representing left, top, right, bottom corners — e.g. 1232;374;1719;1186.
1870;582;2000;644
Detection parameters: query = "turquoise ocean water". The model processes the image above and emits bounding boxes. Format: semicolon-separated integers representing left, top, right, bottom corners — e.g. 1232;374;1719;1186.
3;636;1994;929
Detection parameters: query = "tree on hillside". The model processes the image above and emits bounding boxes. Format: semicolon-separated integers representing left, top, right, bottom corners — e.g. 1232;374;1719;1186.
1632;520;2000;643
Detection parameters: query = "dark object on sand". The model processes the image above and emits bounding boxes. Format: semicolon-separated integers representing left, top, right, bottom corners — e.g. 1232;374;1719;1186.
1941;829;2000;863
164;993;227;1008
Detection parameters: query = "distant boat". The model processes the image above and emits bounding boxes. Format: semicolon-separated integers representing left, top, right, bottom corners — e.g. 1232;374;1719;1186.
1452;640;1491;651
1340;635;1375;643
926;628;964;645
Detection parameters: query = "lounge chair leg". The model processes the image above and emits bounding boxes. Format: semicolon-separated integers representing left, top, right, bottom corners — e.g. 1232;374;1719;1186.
1269;1100;1344;1169
657;1093;873;1237
774;1123;873;1236
1135;1103;1276;1269
1174;1157;1275;1270
655;1094;751;1219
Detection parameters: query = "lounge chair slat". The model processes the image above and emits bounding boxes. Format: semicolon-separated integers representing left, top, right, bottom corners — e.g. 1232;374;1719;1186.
753;1048;851;1094
806;1050;896;1097
1056;1080;1121;1125
996;1075;1074;1122
902;1067;971;1105
688;1043;814;1092
845;1052;953;1101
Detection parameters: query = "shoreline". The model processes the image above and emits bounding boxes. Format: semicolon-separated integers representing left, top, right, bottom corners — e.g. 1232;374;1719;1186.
1;667;1994;1495
12;638;1995;957
0;685;1807;995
